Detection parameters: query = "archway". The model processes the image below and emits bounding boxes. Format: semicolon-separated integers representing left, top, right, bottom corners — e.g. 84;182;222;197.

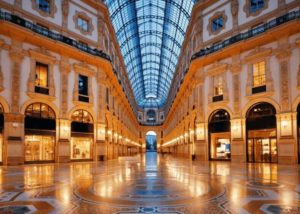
70;109;94;161
146;131;157;152
246;102;277;163
208;109;231;160
24;103;56;163
297;104;300;163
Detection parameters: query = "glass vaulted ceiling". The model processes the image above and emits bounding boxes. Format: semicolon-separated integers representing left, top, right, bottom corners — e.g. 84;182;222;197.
105;0;194;108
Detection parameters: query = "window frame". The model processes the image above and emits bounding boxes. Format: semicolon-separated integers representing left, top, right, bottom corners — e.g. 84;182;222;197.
208;11;227;36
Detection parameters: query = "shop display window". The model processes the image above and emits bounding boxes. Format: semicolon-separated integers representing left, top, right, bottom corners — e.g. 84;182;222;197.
71;137;92;160
211;138;231;159
25;135;54;162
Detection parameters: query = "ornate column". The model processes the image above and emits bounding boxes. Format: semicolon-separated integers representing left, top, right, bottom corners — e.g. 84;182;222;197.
6;39;24;165
57;56;71;163
0;40;4;92
275;39;296;164
96;68;108;160
230;55;245;162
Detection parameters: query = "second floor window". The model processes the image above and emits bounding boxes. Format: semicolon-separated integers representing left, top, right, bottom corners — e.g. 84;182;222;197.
77;17;89;32
37;0;50;13
35;62;48;87
78;74;88;96
212;16;224;32
213;75;223;96
253;61;266;87
250;0;264;13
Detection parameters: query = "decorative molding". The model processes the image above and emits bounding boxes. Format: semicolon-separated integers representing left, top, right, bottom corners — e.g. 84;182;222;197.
243;0;269;18
73;11;94;36
231;0;239;32
73;63;96;76
244;47;272;63
205;62;228;76
62;0;69;28
31;0;57;18
27;48;56;97
9;40;24;113
207;10;227;36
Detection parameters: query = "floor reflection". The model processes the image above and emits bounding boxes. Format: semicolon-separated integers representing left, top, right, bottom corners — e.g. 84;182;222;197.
0;154;299;213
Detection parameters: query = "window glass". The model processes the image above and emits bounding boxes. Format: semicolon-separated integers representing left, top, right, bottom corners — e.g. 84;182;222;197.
35;62;48;88
77;17;89;32
213;75;223;96
253;61;266;87
250;0;264;13
212;16;224;32
37;0;50;13
78;74;88;96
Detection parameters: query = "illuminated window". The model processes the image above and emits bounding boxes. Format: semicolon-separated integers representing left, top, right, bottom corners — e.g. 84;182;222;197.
250;0;264;13
37;0;50;13
253;61;266;87
77;17;89;32
35;62;48;88
35;62;49;95
213;75;223;96
212;16;224;32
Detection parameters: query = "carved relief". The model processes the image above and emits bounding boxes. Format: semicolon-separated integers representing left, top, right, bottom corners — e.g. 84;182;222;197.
31;0;57;18
207;11;227;36
279;60;290;111
9;40;24;113
62;0;69;28
231;0;239;31
73;11;94;36
243;0;269;18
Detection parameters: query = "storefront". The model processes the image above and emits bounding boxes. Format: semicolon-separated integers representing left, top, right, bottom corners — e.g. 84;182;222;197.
208;110;231;160
246;102;277;163
24;103;56;163
71;110;94;161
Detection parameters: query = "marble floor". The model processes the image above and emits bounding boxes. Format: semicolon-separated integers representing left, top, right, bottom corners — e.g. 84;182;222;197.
0;153;299;214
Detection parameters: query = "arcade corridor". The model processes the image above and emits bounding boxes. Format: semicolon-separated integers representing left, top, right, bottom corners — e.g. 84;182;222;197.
0;153;298;213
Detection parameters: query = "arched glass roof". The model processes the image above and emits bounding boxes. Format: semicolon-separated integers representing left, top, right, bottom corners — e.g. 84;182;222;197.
105;0;194;108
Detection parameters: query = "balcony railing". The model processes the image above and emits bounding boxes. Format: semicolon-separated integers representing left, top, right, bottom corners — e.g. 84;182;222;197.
191;9;300;61
0;10;111;61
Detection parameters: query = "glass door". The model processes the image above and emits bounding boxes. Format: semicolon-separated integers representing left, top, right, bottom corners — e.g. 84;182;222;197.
270;138;277;163
247;139;254;162
247;138;277;163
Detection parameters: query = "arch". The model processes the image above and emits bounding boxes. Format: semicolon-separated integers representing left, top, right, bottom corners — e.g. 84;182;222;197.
0;96;9;113
146;130;157;136
292;95;300;112
209;109;231;122
68;106;96;123
205;106;233;122
242;97;280;118
21;99;59;118
71;109;94;124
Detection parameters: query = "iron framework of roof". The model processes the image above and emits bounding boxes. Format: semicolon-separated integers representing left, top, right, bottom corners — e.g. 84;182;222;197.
105;0;194;109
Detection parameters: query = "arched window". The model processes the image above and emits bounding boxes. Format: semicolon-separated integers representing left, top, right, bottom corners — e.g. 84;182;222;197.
25;103;56;131
209;109;230;133
71;110;93;133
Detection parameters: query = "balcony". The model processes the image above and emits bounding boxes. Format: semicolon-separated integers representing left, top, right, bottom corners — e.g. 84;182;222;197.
191;10;300;61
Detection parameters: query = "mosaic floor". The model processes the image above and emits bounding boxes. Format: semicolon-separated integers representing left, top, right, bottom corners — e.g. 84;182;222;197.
0;153;299;213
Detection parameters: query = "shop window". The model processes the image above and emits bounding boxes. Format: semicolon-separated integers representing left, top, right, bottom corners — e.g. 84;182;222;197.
252;61;266;93
212;16;224;32
71;137;92;160
25;135;55;162
35;62;49;95
78;74;89;102
77;17;89;33
37;0;50;13
250;0;265;13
